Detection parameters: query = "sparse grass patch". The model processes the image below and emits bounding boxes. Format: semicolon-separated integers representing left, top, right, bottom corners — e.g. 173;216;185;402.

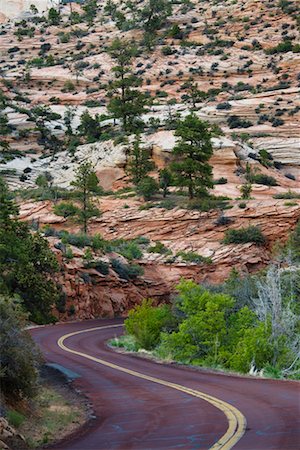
18;385;85;448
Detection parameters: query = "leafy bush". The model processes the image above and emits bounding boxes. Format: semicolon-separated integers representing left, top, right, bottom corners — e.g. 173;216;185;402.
125;299;174;350
223;226;266;245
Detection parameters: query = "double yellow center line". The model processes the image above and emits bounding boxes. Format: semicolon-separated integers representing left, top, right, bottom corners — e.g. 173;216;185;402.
57;324;246;449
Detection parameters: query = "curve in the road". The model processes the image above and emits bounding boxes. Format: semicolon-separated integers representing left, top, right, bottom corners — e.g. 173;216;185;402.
57;324;246;450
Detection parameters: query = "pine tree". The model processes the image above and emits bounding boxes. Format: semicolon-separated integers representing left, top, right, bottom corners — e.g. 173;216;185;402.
107;38;148;133
71;162;101;234
126;134;154;184
170;114;214;199
140;0;171;34
159;168;172;197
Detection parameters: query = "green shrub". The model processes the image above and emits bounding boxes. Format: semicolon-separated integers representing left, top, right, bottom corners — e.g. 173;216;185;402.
112;240;143;260
84;259;109;275
110;259;143;280
176;251;212;264
250;174;278;186
148;241;169;254
125;299;173;350
223;226;266;245
53;202;79;218
273;190;300;199
136;176;159;200
187;196;230;211
61;232;91;248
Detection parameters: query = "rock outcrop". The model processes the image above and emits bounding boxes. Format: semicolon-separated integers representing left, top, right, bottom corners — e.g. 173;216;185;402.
19;197;300;320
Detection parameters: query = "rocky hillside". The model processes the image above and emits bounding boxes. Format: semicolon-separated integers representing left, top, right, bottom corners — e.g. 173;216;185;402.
0;0;299;319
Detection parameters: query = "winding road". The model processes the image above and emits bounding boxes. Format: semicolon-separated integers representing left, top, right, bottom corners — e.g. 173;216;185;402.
31;319;300;450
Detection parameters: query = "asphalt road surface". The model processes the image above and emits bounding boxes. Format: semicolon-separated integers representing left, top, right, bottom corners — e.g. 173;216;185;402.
31;319;300;450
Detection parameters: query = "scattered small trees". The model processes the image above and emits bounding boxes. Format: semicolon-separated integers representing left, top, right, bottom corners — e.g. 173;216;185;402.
170;114;214;199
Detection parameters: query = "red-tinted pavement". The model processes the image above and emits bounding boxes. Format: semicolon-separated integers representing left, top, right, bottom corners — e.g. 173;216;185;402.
31;319;300;450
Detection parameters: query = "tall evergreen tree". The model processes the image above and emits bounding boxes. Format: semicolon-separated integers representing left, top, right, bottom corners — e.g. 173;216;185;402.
107;38;148;133
71;162;101;233
140;0;171;34
126;134;154;184
0;178;59;323
170;114;214;199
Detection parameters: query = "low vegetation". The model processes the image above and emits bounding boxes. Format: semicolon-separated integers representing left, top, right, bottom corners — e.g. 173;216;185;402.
114;261;300;378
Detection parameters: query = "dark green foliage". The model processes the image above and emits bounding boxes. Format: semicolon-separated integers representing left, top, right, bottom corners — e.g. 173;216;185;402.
107;39;148;132
176;251;212;264
227;115;253;129
223;226;266;245
78;110;102;142
140;0;172;34
60;232;92;248
125;299;174;350
84;259;110;275
249;174;278;186
187;195;229;211
71;162;101;233
82;0;97;26
0;296;41;401
148;241;168;254
53;202;79;218
126;135;154;184
111;259;144;280
0;178;59;323
136;176;159;200
170;114;214;199
159;168;173;197
273;190;300;199
168;24;183;39
266;40;300;55
112;239;143;260
48;7;60;25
